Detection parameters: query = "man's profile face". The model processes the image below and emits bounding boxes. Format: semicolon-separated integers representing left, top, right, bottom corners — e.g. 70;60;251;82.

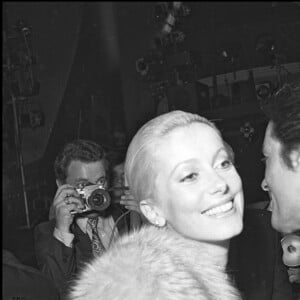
261;122;300;234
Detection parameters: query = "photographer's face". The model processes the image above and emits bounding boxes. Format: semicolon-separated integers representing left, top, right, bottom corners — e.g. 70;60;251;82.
153;123;244;242
65;160;107;217
65;160;107;188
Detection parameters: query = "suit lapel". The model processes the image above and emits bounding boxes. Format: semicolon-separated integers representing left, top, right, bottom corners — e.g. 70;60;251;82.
72;222;93;263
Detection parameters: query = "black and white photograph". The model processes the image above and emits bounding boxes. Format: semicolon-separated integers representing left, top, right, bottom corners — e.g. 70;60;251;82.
2;2;300;300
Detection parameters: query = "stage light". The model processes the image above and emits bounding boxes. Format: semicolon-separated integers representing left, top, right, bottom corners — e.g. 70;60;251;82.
255;34;276;55
221;50;229;59
135;58;149;76
153;3;168;23
219;41;242;64
255;82;272;101
240;121;255;142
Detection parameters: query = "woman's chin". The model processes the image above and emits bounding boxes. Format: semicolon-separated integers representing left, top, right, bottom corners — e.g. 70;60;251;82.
221;219;244;240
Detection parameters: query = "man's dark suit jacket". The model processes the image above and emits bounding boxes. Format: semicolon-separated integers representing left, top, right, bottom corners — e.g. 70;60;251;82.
229;208;297;300
34;205;129;299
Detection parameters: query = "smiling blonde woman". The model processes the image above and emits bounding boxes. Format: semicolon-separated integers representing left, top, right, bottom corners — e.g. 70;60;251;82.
70;110;244;300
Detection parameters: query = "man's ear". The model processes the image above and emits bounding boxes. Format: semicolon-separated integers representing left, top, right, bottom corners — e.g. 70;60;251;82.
290;149;300;170
140;199;166;227
56;179;62;187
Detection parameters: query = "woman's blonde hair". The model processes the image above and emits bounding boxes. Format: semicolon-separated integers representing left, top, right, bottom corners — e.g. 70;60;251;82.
124;110;220;204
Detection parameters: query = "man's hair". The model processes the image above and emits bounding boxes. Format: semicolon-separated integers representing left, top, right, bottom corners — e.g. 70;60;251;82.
263;80;300;169
54;139;108;183
124;110;223;205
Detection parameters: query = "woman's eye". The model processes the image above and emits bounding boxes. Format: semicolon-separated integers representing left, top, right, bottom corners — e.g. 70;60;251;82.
218;159;232;169
180;173;198;182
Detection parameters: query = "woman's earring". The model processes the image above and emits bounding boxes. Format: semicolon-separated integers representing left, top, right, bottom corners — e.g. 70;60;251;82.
155;218;166;227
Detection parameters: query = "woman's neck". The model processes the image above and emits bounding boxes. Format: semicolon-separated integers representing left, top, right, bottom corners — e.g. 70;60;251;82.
206;239;230;269
166;225;230;268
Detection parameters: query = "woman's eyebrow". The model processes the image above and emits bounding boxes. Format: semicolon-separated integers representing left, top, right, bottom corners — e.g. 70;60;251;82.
212;148;227;162
171;148;227;174
170;159;198;177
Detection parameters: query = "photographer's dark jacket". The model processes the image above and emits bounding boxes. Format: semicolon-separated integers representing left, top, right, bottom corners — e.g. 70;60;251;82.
34;206;128;299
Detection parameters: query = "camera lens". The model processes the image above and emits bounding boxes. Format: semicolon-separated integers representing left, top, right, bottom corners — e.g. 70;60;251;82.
88;189;111;211
91;192;105;206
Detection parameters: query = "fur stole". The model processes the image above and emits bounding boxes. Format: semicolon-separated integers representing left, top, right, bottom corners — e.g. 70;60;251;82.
69;225;241;300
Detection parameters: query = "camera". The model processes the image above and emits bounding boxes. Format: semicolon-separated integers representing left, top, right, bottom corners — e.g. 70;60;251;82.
75;183;111;213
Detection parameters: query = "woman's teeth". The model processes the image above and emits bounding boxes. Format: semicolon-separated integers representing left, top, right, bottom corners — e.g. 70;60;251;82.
203;201;233;216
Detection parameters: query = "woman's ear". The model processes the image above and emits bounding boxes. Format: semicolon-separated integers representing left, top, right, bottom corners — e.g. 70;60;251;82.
140;199;166;227
290;149;300;170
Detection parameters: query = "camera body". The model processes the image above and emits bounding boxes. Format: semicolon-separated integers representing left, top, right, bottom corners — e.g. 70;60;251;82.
75;183;111;213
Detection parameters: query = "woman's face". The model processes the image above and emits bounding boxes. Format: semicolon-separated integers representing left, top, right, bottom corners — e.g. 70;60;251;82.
154;122;244;242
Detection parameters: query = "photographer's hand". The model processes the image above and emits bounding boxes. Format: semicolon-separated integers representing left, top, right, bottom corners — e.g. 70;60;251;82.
53;184;84;233
120;189;141;213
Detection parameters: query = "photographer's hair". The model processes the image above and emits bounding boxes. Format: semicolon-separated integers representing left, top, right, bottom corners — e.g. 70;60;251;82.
263;80;300;169
54;139;108;184
125;110;233;206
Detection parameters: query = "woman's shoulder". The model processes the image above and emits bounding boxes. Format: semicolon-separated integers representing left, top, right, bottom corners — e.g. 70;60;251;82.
70;225;241;300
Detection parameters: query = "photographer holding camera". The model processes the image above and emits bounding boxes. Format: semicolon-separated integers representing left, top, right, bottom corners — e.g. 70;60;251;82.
34;139;129;299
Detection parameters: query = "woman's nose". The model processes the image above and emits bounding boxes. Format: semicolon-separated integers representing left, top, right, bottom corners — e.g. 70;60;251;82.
208;175;229;195
261;178;269;191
